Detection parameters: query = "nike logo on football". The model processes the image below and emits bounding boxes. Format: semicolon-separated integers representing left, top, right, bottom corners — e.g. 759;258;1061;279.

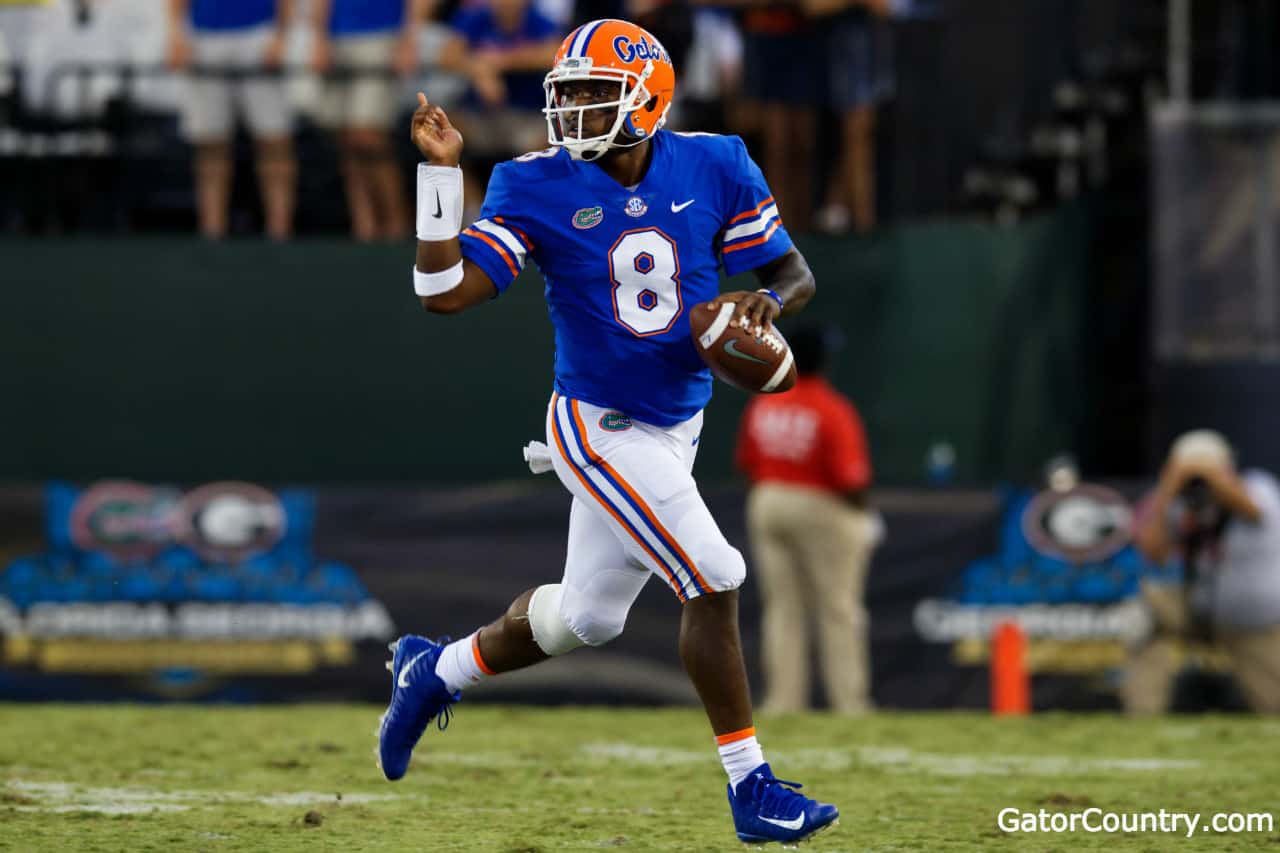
723;339;769;365
759;813;806;831
396;650;431;689
432;189;443;219
671;199;695;213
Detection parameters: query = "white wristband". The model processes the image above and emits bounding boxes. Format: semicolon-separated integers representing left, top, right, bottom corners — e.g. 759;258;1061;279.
416;163;464;241
413;261;464;296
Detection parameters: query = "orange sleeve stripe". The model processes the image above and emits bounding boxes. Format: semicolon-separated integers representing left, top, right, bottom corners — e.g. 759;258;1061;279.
728;196;775;225
722;220;781;254
716;726;756;745
550;395;688;602
492;216;534;250
471;634;496;676
569;400;711;595
463;227;519;277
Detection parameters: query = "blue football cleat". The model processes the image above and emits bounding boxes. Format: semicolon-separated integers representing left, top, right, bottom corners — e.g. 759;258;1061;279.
377;634;459;781
728;763;839;846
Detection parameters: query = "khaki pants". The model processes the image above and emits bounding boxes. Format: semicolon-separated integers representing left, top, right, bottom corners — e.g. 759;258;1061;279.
317;35;399;131
1123;581;1280;714
747;483;878;713
184;26;293;142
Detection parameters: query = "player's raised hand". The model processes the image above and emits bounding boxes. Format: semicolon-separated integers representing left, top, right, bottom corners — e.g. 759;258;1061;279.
411;93;464;167
711;290;781;338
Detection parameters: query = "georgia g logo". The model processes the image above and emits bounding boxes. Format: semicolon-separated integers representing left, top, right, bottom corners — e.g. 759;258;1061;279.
613;35;665;65
1020;483;1133;564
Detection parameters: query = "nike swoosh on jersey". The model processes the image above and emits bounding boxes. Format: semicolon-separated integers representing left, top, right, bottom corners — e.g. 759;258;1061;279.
671;199;695;213
397;649;431;689
723;339;770;365
759;813;806;831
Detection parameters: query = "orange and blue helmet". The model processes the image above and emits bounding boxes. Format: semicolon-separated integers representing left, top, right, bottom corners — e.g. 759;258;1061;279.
542;19;675;161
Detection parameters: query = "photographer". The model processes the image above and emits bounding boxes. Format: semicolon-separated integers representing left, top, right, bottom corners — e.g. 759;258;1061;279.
1126;430;1280;714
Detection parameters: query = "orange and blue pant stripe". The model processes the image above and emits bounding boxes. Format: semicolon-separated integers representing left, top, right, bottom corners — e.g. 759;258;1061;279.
550;393;710;600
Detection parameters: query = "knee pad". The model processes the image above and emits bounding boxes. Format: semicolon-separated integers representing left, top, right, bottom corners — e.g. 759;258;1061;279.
527;584;586;656
691;541;747;594
718;544;747;592
563;606;627;647
558;569;643;646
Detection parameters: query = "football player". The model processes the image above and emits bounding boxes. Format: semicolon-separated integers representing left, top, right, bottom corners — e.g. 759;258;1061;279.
380;19;837;845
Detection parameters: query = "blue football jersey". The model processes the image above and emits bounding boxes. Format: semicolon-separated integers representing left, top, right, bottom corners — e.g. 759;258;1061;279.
459;130;792;427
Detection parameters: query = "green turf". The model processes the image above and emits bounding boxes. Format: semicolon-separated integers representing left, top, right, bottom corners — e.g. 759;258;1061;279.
1;705;1277;851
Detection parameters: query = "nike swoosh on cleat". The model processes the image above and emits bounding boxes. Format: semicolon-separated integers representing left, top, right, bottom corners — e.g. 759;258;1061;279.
759;813;805;831
397;649;431;689
723;338;770;365
671;199;695;213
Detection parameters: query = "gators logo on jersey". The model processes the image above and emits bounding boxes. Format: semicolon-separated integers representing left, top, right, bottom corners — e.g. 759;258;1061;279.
573;206;604;229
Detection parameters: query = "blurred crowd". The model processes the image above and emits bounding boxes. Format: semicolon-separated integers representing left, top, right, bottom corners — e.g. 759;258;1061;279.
0;0;903;239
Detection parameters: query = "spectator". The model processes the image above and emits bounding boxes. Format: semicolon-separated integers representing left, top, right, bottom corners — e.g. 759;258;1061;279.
166;0;297;239
735;326;881;713
1126;430;1280;714
571;0;695;76
738;1;815;231
439;0;561;216
677;6;743;134
311;0;431;242
809;0;896;234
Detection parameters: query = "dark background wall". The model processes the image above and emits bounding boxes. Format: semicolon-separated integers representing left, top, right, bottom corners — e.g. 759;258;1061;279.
885;0;1161;218
1;208;1090;486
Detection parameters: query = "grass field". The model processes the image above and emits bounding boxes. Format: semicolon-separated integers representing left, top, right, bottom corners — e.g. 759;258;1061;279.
1;705;1277;852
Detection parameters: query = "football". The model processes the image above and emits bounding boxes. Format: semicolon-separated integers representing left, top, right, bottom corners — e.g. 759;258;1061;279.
690;301;796;393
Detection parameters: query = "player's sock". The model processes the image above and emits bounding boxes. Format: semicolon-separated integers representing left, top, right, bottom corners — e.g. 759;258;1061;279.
434;631;496;694
716;727;766;790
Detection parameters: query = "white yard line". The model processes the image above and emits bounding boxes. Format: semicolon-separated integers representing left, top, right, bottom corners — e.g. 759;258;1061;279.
578;742;1202;777
4;740;1204;815
5;780;404;814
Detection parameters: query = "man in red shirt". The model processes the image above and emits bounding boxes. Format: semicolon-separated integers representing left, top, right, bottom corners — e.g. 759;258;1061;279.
735;326;880;713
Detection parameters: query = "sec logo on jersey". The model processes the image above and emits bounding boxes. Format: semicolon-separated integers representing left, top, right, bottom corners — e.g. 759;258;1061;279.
625;196;648;217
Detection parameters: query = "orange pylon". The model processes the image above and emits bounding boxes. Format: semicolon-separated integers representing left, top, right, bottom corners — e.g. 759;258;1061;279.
991;620;1030;715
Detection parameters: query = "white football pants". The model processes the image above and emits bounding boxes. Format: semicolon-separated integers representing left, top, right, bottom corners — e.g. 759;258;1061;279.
543;392;746;645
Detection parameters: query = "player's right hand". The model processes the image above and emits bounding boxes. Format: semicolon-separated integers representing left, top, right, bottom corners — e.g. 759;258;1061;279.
310;37;332;75
263;31;286;69
167;32;192;71
411;93;464;167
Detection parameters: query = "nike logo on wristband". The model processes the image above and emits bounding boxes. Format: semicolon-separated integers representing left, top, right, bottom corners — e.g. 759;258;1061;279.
433;190;443;219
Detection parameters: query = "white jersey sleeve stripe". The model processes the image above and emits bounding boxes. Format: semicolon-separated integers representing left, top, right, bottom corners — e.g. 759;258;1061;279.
472;219;528;267
723;205;780;244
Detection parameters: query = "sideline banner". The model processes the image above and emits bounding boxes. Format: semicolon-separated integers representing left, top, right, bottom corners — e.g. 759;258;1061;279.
0;481;394;700
0;482;1178;708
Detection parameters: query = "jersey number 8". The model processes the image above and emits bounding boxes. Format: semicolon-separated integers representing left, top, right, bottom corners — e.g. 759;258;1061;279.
609;228;682;337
